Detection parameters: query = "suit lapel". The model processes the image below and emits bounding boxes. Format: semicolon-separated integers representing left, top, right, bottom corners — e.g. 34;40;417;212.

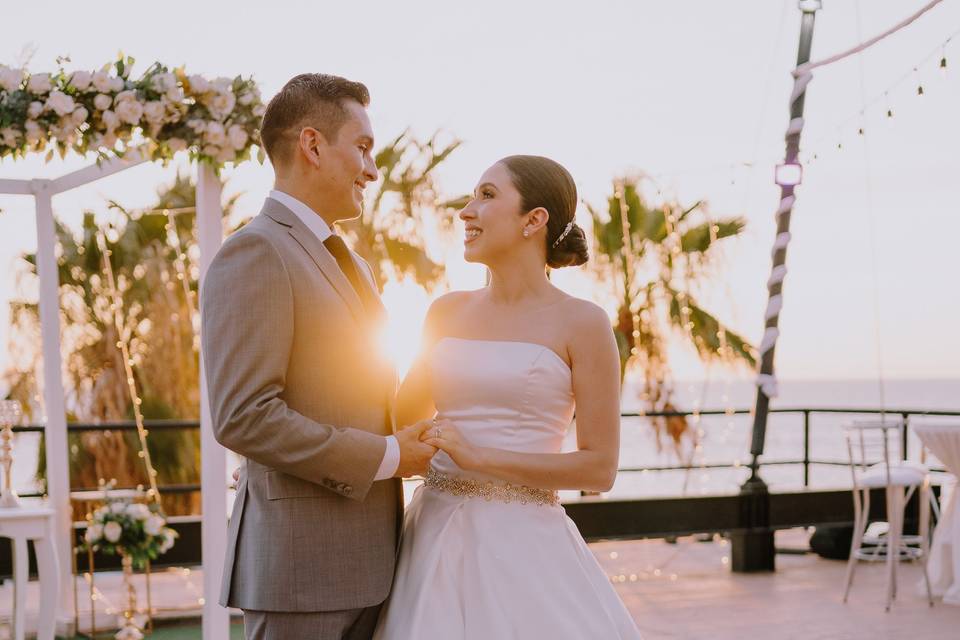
261;199;366;323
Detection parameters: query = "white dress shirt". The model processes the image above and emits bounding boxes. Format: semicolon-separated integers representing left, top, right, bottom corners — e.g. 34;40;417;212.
268;189;400;481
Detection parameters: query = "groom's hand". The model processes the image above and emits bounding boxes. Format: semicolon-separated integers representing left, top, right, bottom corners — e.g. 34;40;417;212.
393;419;438;478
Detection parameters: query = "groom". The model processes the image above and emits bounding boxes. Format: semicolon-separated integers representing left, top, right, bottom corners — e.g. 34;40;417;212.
201;74;437;639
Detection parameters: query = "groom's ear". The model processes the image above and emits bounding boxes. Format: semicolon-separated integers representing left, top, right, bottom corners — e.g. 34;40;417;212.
298;127;327;168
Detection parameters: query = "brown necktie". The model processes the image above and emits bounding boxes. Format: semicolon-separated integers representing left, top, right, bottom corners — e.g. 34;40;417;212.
322;235;387;325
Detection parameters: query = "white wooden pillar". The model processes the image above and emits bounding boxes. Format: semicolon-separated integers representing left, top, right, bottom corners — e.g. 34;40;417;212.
31;178;72;626
197;163;229;639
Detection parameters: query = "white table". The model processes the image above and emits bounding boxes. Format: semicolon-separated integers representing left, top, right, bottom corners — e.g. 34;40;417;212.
0;506;59;640
914;424;960;605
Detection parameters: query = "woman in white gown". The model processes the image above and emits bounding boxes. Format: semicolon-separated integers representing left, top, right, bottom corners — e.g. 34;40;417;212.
374;155;642;639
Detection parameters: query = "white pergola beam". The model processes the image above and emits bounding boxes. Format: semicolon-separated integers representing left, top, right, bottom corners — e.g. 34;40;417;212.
49;148;148;195
197;163;229;640
31;180;73;626
0;179;33;195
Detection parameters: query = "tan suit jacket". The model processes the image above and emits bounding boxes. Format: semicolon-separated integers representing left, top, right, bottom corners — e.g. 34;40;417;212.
201;198;400;612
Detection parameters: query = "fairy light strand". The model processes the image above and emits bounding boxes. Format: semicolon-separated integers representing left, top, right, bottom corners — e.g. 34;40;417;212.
96;231;161;505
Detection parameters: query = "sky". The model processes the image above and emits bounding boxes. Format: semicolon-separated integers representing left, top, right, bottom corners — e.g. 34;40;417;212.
1;0;958;386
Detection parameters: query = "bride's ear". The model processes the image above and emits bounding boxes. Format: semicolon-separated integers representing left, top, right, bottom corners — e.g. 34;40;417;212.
523;207;550;236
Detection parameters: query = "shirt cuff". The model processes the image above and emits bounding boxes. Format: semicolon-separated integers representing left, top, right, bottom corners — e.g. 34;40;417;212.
374;435;400;481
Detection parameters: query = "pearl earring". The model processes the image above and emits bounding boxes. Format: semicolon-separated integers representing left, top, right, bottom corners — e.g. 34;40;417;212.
522;229;530;238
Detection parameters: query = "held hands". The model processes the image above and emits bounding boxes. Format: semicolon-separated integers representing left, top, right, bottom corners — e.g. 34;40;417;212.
394;419;440;478
421;419;483;472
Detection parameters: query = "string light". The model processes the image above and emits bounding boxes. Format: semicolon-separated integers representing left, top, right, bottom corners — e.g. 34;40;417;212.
96;232;161;505
165;211;200;352
802;29;958;161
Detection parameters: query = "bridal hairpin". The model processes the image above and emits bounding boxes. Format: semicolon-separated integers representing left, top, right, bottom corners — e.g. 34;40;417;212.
552;221;576;248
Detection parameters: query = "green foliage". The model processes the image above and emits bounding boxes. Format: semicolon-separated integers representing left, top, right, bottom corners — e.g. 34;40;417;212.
344;129;465;291
588;176;755;455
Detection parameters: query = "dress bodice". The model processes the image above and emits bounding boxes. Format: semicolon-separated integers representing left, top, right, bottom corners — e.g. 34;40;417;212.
429;337;575;479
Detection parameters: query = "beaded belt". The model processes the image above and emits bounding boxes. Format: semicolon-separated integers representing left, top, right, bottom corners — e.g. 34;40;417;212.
424;469;558;506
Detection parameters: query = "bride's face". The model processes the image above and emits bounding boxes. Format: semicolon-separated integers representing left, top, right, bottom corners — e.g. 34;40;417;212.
459;163;528;265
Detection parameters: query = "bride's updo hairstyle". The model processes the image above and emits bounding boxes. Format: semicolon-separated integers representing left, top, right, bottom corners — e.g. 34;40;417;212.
499;155;589;269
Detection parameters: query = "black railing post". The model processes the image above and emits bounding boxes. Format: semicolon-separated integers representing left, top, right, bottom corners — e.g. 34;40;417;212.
902;412;910;461
803;410;810;488
734;0;821;573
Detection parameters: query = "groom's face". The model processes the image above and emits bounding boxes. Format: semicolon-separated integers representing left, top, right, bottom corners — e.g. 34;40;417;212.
305;100;378;221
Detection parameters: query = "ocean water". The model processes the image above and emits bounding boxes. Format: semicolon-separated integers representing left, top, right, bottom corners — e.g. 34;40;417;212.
561;377;959;500
9;378;959;500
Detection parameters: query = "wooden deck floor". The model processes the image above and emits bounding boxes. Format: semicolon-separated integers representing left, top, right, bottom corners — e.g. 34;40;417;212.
5;529;958;638
595;529;959;639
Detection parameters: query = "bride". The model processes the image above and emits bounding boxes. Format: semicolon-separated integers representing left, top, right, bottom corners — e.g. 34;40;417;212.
374;155;642;639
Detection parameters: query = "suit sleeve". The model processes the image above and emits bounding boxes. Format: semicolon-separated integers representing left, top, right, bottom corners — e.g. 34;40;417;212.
201;230;386;501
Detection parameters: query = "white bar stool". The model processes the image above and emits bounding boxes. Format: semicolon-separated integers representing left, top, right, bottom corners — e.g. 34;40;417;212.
841;419;934;611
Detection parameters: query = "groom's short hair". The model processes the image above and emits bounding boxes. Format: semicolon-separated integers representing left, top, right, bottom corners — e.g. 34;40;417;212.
260;73;370;166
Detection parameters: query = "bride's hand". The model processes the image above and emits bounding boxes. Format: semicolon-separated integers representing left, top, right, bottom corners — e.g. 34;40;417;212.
421;420;483;471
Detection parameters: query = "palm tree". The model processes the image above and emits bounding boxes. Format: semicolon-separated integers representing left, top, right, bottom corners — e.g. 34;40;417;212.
342;129;466;291
6;173;239;516
586;175;755;457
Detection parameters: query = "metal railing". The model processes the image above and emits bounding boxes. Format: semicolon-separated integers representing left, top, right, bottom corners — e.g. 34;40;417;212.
14;406;960;498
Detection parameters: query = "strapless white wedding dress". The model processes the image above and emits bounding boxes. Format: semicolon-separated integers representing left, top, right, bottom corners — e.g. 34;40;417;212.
374;337;642;639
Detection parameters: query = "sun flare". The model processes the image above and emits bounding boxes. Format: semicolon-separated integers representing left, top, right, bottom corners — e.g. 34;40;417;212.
378;276;432;378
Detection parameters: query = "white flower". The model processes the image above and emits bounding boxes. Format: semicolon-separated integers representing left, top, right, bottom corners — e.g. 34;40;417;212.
187;75;210;94
69;71;92;91
109;77;125;92
27;101;44;119
204;121;225;146
125;503;151;520
115;98;143;126
45;91;76;117
115;625;144;640
253;104;266;117
103;521;122;543
84;523;103;543
186;119;206;133
110;501;127;514
207;90;236;120
94;93;112;110
237;91;255;106
166;137;187;152
26;73;52;94
91;71;113;93
158;528;176;553
143;101;164;124
0;66;24;92
145;514;165;536
93;506;108;519
71;106;89;126
24;121;43;145
151;72;177;94
202;144;221;159
212;77;233;92
0;128;18;147
165;85;184;102
101;110;120;131
227;124;249;150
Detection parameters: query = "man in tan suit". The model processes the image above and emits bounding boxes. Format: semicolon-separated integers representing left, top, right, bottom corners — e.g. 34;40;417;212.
201;74;436;640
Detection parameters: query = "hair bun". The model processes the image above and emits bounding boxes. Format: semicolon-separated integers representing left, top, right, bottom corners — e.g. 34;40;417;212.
547;222;589;268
